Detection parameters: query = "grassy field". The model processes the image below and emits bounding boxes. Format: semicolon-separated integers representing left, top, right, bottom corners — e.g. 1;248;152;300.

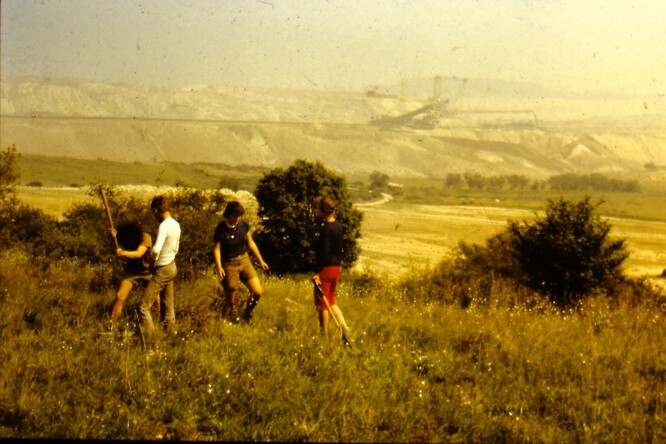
5;158;666;441
1;248;665;442
16;153;267;190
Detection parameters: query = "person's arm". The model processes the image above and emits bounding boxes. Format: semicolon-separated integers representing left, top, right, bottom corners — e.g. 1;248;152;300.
213;241;225;279
117;244;147;259
151;223;166;263
247;232;269;271
313;227;330;284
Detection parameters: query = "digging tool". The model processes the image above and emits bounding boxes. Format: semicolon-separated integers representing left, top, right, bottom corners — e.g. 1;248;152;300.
99;186;119;250
136;309;146;352
313;279;351;347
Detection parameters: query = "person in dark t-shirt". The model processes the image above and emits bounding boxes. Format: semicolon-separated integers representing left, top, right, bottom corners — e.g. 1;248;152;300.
213;201;269;322
312;196;350;336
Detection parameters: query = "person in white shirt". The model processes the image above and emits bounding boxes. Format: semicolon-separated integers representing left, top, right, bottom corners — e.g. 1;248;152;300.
139;195;181;338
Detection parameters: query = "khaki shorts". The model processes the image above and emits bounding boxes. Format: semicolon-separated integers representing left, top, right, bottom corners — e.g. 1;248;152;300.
221;253;258;292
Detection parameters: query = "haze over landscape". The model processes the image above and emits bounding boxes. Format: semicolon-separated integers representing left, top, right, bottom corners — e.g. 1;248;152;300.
3;0;666;95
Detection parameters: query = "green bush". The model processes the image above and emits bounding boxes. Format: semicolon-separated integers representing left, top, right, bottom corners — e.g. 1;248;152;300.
253;159;363;274
507;197;629;306
0;145;19;201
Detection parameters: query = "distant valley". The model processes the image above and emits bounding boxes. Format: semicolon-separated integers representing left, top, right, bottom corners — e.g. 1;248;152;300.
2;76;665;179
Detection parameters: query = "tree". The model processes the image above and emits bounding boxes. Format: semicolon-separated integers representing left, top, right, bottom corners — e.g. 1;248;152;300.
0;145;20;202
507;197;628;307
253;159;363;274
369;171;390;190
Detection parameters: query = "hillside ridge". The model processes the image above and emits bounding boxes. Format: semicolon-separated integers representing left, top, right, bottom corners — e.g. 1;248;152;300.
2;77;665;178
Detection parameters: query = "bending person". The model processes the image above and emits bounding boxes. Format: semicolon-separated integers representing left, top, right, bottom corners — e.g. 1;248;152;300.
110;221;153;328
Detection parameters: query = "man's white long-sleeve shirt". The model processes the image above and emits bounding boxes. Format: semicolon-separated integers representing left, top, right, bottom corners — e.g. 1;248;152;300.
151;217;180;266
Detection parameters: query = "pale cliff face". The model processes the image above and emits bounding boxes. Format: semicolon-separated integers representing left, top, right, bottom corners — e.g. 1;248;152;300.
2;77;665;179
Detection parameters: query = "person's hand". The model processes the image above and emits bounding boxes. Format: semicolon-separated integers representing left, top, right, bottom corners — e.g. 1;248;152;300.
312;275;321;286
110;228;117;237
116;248;124;257
217;267;225;280
259;260;269;271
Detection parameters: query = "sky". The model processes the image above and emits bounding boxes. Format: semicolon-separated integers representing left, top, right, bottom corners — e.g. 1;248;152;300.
1;0;665;96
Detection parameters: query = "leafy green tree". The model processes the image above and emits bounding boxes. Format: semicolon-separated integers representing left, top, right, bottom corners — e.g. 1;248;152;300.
369;171;390;190
253;159;363;274
463;171;486;189
507;197;629;306
0;145;19;202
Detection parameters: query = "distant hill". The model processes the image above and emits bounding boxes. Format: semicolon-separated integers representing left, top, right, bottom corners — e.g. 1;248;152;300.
1;76;665;178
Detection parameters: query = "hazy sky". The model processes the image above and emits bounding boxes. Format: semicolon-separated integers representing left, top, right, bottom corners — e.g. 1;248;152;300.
2;0;665;95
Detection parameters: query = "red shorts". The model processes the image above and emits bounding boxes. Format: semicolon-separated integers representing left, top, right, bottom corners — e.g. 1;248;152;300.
314;266;341;312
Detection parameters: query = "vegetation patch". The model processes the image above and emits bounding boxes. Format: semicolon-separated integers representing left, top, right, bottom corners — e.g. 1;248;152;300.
2;145;666;441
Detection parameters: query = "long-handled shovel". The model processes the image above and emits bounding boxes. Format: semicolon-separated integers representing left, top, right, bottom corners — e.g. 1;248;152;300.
313;279;351;347
99;186;119;250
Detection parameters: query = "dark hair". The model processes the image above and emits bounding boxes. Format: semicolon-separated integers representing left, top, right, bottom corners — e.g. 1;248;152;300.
151;195;170;213
116;222;143;250
318;196;336;215
223;201;245;218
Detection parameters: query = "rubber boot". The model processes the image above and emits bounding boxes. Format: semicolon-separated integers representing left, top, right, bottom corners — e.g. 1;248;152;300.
242;294;261;322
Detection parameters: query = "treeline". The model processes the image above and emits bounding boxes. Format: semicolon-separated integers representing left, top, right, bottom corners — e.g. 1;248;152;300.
444;172;640;192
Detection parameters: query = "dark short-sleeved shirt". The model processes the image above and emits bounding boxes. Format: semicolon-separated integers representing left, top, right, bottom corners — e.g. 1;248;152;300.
213;219;251;259
315;220;343;272
125;232;152;275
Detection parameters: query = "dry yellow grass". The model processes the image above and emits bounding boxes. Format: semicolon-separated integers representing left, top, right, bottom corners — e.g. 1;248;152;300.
356;201;666;288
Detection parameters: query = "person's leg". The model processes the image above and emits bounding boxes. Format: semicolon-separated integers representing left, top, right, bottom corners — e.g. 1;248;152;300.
318;309;329;334
112;279;133;324
155;263;177;333
221;260;241;320
222;290;237;319
242;276;262;321
240;255;262;321
139;280;160;335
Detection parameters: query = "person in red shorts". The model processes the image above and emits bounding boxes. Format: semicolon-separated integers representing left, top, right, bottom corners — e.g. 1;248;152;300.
312;196;350;336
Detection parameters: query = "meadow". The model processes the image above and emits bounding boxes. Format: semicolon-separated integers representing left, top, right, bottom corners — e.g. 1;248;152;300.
2;248;665;442
3;155;666;441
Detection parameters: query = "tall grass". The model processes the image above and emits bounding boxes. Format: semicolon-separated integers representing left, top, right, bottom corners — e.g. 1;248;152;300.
1;249;665;441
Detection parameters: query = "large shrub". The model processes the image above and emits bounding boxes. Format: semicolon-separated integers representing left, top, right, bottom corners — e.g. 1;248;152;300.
507;197;629;306
253;159;363;274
